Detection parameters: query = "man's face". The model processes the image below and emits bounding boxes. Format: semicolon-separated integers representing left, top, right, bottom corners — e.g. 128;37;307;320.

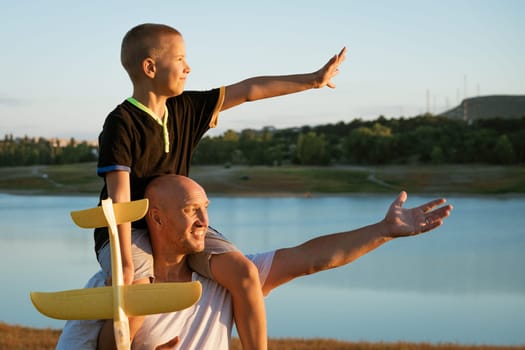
165;186;208;254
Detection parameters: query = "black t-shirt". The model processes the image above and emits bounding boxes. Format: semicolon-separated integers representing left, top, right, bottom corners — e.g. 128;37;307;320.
94;88;224;252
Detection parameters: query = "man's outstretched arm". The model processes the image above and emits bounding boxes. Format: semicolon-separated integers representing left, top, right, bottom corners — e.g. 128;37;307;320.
263;191;452;295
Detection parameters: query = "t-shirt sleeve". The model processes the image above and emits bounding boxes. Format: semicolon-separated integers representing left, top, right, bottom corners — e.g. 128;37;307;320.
97;112;133;177
178;86;225;130
246;251;276;286
55;271;106;350
209;86;225;128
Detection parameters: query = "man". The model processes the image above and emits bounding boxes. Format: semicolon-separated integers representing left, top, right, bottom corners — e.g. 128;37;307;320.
56;175;452;349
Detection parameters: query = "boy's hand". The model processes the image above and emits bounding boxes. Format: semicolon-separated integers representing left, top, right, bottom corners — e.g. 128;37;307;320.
122;260;135;285
155;335;180;349
313;47;347;89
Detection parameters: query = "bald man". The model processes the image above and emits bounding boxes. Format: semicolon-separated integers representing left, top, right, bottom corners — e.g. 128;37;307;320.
56;175;452;349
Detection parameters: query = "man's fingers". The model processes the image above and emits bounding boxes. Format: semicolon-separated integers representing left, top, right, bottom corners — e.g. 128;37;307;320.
420;198;447;213
396;191;408;207
434;204;453;218
423;205;453;229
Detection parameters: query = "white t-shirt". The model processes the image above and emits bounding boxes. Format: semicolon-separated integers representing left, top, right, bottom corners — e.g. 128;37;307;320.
55;251;275;350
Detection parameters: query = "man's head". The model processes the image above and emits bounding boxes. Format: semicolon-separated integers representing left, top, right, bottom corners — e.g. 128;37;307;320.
145;175;208;257
121;23;190;96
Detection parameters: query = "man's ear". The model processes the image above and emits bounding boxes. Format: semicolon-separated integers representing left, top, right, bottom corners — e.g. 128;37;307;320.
142;58;156;78
147;207;162;226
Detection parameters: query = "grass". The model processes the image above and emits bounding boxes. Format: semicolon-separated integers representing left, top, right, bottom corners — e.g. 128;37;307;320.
0;163;101;195
1;163;525;196
371;164;525;194
1;322;523;350
0;322;61;350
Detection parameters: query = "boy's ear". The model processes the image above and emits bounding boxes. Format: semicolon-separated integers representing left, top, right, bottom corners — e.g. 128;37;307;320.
143;58;156;78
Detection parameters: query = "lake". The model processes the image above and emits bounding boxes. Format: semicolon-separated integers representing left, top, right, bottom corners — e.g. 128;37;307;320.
1;193;524;346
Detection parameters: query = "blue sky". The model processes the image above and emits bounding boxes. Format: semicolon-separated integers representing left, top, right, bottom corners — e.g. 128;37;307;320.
1;0;524;140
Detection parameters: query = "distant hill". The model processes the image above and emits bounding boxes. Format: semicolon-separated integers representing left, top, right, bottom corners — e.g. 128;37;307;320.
440;95;525;121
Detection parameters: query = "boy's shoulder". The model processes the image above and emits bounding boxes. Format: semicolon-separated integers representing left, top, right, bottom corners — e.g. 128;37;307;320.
107;100;134;118
103;100;143;126
101;100;144;133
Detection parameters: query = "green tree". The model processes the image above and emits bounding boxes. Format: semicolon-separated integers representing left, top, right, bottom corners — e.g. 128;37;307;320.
509;130;525;163
493;134;516;164
462;129;498;163
296;132;329;165
343;123;394;164
430;146;445;164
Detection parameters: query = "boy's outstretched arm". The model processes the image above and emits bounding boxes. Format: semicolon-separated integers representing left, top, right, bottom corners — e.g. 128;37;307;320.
221;47;347;111
263;192;452;295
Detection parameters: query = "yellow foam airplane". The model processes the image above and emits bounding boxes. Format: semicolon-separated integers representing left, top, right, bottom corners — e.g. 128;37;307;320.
30;198;202;350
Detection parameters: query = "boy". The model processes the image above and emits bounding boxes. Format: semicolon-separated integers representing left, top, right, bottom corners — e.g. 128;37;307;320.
95;23;346;349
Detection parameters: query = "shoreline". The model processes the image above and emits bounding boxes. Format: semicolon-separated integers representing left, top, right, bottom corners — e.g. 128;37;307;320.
2;188;525;199
1;164;525;197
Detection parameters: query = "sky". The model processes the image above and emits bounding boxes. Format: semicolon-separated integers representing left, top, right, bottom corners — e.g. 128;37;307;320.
1;0;524;140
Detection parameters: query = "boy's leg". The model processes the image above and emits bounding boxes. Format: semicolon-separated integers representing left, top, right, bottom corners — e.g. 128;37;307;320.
211;251;268;350
188;227;268;350
96;228;154;349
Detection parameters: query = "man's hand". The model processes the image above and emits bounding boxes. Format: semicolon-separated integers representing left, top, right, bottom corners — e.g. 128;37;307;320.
313;47;347;89
155;335;180;350
384;191;453;238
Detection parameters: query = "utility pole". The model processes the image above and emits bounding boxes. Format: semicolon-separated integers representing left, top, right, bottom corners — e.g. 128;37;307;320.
464;74;468;99
426;89;430;114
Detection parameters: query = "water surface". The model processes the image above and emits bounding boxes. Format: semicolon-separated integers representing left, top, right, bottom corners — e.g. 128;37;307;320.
1;193;523;345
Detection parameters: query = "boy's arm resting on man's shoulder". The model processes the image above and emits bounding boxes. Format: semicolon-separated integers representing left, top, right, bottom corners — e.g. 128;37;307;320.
221;47;346;111
98;170;146;350
105;170;134;285
105;170;131;203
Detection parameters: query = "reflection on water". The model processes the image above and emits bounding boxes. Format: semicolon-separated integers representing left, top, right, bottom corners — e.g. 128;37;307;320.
266;285;525;345
1;193;524;345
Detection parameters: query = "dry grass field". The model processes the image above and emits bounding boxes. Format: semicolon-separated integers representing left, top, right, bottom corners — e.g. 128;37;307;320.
1;322;523;350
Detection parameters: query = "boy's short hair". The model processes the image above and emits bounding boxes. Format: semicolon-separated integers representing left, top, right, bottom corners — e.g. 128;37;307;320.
121;23;181;81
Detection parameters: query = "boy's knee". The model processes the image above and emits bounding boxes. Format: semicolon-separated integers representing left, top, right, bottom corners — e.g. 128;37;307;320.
235;257;260;285
211;252;261;289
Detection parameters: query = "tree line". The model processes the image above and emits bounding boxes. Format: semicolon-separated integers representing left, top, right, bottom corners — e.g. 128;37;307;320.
0;135;97;166
2;114;525;167
192;115;525;166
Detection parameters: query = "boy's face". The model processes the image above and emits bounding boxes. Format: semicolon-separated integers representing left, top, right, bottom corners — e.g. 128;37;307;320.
153;34;190;97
